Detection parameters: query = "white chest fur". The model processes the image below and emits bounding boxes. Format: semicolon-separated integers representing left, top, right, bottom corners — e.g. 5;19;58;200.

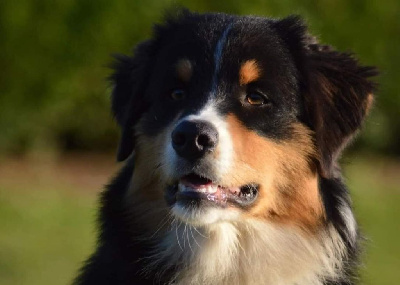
148;220;346;285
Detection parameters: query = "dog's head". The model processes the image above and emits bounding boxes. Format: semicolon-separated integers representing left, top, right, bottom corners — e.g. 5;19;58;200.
111;11;376;230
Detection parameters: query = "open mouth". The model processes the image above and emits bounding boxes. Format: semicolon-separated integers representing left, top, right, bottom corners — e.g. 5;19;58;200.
167;173;259;208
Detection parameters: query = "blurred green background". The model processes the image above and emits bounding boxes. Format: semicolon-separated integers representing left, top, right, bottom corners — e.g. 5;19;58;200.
0;0;399;284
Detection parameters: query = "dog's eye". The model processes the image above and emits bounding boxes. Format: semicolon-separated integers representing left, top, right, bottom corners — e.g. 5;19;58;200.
246;92;269;106
170;89;186;101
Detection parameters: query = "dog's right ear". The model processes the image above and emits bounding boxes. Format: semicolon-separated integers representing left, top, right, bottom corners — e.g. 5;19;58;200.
111;40;155;161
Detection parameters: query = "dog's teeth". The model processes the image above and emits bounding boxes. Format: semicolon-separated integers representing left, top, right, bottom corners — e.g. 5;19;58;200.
198;187;207;193
178;183;218;193
207;185;217;193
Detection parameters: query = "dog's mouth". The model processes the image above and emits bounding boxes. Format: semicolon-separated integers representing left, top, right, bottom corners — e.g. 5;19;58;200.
166;173;259;208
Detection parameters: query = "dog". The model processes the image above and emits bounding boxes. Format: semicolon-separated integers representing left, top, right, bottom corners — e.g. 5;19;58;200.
74;9;377;285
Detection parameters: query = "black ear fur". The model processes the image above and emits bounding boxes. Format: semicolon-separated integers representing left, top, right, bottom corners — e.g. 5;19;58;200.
273;16;378;178
111;40;155;161
306;48;377;177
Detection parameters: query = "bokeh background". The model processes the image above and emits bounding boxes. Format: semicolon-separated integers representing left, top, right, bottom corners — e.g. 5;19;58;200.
0;0;399;284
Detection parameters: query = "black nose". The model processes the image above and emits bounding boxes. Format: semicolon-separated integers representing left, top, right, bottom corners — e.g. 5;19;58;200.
171;120;218;160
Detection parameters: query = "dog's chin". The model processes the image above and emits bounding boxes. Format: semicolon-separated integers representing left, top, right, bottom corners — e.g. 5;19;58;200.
171;203;242;225
166;173;259;225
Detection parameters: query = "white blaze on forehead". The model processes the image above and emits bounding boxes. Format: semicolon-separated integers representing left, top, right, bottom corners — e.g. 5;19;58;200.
211;23;233;94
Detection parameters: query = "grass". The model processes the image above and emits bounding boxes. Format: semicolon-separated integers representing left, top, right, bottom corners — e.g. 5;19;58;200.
344;155;400;285
0;154;117;285
0;153;399;284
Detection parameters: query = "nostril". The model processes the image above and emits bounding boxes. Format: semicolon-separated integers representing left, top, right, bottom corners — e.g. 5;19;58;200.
172;131;186;146
197;134;211;149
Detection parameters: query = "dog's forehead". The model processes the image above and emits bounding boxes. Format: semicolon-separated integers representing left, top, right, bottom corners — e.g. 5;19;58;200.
159;16;294;73
154;16;298;98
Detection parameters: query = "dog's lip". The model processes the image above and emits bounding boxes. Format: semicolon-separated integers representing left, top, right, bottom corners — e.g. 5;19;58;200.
170;173;259;207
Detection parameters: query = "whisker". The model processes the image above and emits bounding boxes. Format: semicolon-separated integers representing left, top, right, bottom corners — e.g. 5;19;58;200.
149;214;172;238
175;219;183;251
190;225;202;249
184;207;194;254
193;226;209;239
187;224;194;254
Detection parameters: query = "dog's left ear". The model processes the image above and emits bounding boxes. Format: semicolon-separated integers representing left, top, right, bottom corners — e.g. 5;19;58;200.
111;40;155;161
273;16;378;178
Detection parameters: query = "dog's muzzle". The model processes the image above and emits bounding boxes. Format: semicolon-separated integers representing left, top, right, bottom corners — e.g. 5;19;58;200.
165;119;259;209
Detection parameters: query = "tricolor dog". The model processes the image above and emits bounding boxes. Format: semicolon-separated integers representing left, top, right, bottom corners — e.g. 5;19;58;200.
75;10;377;285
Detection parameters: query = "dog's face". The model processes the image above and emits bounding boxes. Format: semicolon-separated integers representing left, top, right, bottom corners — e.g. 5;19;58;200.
112;11;376;231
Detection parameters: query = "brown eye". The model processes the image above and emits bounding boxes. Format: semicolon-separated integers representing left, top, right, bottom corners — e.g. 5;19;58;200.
171;89;186;101
246;92;268;105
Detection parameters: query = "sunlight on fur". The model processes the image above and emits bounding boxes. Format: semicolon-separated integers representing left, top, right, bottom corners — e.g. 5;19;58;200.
143;218;347;285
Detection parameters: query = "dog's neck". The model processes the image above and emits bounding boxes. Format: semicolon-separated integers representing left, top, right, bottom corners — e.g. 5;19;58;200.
143;219;347;285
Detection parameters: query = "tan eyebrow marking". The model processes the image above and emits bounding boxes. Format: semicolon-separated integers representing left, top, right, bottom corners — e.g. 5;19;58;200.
175;59;192;82
239;59;262;85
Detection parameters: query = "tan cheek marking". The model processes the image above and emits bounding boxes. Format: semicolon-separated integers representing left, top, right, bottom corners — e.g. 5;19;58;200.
129;132;167;201
223;115;277;187
127;117;179;202
175;58;192;82
122;119;180;234
239;60;261;86
226;114;324;231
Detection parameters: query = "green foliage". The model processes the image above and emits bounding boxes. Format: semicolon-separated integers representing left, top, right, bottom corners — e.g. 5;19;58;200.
0;0;399;154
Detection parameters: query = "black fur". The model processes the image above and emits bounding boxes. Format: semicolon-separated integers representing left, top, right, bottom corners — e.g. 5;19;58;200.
74;159;173;284
75;9;377;285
